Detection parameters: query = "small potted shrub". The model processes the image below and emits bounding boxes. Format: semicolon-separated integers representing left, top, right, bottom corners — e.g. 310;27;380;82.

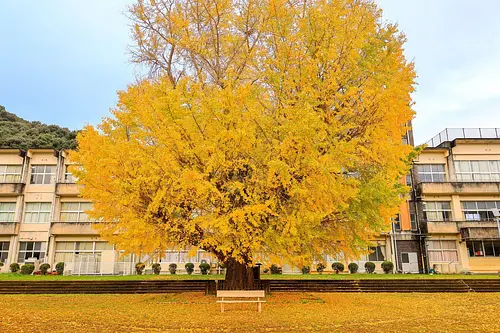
10;262;20;273
185;262;194;275
332;262;344;274
381;261;394;274
135;262;145;275
168;263;177;274
301;266;310;274
263;267;270;274
316;262;326;274
199;262;210;275
270;264;282;274
20;264;35;275
40;263;51;275
364;261;376;274
55;262;65;275
348;263;358;274
152;263;161;275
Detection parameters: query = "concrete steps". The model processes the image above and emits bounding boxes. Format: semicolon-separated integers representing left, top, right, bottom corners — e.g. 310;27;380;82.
0;280;216;294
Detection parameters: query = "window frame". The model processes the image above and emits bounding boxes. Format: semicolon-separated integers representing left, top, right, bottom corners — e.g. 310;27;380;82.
0;202;16;223
416;164;446;182
30;165;56;185
466;240;500;257
59;202;93;223
0;242;9;264
427;240;459;262
17;241;46;263
24;202;52;223
423;201;452;221
461;201;500;221
0;165;22;183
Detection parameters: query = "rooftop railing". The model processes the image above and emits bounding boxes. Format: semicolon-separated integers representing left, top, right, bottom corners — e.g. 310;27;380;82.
426;128;500;147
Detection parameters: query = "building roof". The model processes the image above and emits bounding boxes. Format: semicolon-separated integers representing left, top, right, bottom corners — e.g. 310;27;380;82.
426;128;500;147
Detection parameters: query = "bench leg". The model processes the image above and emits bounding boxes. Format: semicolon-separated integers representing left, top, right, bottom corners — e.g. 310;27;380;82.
258;298;261;313
221;298;224;313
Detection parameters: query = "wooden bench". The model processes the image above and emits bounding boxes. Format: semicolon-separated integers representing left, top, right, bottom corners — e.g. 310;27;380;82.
216;290;266;312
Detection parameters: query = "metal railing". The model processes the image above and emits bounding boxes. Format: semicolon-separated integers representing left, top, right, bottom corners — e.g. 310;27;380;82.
426;128;500;147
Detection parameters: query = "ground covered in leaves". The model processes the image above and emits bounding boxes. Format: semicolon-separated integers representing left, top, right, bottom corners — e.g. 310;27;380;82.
1;293;499;332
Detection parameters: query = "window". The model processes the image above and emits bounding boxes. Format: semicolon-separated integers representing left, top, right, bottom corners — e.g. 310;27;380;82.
461;201;500;221
64;165;79;183
30;165;56;184
24;203;51;223
455;160;500;182
54;241;113;262
368;246;385;261
416;164;446;182
0;165;22;183
467;240;500;257
427;240;458;262
17;242;46;263
160;249;209;263
405;174;412;187
60;202;93;223
423;202;452;221
392;214;401;232
401;252;410;264
0;242;9;264
0;202;16;222
410;213;418;231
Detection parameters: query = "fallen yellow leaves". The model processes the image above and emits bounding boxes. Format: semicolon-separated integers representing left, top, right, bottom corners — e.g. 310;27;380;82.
0;293;499;332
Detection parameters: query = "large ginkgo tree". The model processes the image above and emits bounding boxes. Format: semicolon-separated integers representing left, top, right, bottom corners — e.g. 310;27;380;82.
72;0;416;289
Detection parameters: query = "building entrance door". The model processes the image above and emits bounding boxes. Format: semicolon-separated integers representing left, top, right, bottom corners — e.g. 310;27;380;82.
401;252;419;273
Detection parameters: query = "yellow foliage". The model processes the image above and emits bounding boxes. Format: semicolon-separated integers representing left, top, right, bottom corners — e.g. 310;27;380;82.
71;0;415;267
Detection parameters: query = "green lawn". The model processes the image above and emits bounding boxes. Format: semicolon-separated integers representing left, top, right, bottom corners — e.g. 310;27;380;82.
1;293;499;332
0;272;498;281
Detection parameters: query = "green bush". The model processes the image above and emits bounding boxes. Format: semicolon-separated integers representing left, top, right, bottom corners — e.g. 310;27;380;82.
20;264;35;275
0;262;3;268
40;263;51;275
168;263;177;274
10;263;20;273
135;262;145;275
364;261;376;274
348;262;358;274
381;261;394;274
301;266;310;274
316;263;326;274
332;262;344;273
185;262;194;275
263;267;270;274
55;262;65;275
152;263;161;275
270;264;282;274
199;262;210;275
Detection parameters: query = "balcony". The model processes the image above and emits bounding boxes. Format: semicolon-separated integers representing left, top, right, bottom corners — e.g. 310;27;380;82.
425;220;500;239
0;183;25;196
51;222;100;235
0;222;19;235
416;182;500;196
55;183;84;196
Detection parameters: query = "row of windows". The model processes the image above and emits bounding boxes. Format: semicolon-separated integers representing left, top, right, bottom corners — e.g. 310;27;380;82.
423;201;500;221
0;202;93;223
0;164;76;184
427;240;500;261
416;161;500;183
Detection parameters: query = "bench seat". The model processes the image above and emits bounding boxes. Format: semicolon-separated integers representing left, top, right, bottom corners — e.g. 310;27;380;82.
216;290;266;312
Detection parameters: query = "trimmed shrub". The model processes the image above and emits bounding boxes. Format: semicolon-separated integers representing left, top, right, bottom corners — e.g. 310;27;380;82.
55;262;65;275
199;262;210;275
0;262;3;268
316;262;326;274
10;262;20;273
152;263;161;275
135;262;145;275
348;262;359;274
40;263;51;275
263;267;270;274
301;266;310;274
168;263;177;274
185;262;194;275
381;261;394;274
332;262;344;274
364;261;376;274
20;264;35;275
270;264;282;274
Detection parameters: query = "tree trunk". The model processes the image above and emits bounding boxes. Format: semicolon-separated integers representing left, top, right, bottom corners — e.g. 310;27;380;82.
223;258;255;290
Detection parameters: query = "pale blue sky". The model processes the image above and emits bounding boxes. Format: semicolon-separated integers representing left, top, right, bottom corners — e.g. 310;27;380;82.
1;1;500;144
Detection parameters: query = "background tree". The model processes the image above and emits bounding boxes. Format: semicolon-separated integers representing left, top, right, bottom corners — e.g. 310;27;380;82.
0;105;77;150
72;0;415;289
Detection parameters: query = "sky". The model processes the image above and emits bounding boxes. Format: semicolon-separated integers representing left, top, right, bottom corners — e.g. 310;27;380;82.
1;1;500;144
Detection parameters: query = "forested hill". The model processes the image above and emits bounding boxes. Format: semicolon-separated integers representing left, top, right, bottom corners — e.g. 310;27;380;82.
0;105;78;150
